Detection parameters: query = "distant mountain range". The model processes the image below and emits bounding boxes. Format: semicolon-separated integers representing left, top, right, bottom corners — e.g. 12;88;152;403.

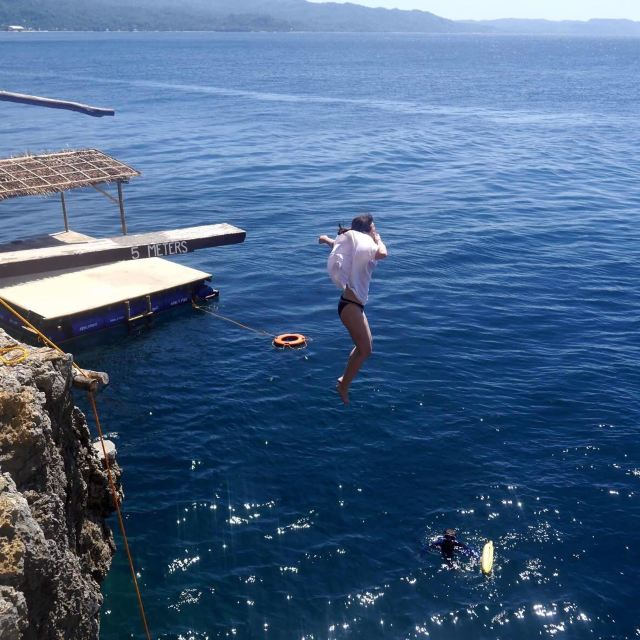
468;18;640;36
1;0;640;35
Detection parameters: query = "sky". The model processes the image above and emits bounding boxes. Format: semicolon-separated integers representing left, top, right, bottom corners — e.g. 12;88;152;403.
312;0;640;21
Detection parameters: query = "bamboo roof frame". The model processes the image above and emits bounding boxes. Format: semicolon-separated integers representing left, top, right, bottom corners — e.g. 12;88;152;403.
0;149;140;201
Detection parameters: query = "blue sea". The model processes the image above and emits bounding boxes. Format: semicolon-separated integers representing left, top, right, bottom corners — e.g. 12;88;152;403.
2;32;640;640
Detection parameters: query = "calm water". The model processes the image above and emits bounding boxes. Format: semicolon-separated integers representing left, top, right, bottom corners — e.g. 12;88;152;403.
2;32;640;640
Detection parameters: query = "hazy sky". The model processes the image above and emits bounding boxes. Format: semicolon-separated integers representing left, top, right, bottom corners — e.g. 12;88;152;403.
313;1;640;21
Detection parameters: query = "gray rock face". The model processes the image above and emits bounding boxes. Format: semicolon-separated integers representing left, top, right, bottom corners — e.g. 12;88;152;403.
0;329;120;640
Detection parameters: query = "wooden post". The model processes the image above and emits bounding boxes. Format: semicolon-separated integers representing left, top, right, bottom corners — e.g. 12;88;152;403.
117;181;127;235
60;192;69;232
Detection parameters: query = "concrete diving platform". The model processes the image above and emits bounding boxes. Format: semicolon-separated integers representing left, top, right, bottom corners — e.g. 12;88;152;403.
0;223;246;279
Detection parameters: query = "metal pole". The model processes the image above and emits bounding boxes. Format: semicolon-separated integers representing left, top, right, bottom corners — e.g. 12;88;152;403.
60;192;69;232
117;181;128;235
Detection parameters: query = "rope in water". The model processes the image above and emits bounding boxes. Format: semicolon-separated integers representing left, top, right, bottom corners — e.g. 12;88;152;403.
192;301;274;337
0;296;152;640
192;301;309;348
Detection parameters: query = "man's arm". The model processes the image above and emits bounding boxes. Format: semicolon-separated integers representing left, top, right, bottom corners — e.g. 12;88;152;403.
373;233;388;260
319;234;335;248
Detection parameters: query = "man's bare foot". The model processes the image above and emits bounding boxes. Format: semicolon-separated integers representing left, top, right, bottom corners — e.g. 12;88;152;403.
336;378;349;405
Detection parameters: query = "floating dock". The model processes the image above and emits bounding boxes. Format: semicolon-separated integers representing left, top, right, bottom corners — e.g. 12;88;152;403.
0;149;245;341
0;258;216;342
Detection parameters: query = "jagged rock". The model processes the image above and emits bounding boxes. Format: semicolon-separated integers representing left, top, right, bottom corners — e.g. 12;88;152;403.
0;586;27;640
0;329;120;640
92;439;117;465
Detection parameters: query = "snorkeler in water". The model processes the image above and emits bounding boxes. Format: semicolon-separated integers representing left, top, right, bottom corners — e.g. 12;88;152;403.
429;528;479;561
319;214;388;405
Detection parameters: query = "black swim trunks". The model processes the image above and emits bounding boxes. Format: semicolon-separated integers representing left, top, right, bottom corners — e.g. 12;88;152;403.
338;295;364;318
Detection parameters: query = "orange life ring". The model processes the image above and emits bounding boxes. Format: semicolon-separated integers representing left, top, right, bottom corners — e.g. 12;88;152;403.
273;333;307;348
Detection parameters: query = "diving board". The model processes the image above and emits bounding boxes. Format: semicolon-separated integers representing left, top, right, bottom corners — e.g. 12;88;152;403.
0;231;97;254
0;223;246;278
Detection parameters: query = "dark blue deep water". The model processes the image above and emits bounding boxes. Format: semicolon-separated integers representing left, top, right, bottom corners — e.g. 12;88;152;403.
2;32;640;639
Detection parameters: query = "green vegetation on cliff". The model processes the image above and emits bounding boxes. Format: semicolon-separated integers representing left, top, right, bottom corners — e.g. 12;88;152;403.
0;0;480;32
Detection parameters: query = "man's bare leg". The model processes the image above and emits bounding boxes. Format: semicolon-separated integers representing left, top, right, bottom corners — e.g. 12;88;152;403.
336;305;373;405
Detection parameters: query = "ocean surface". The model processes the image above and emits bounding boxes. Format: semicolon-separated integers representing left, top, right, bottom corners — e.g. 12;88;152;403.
1;32;640;639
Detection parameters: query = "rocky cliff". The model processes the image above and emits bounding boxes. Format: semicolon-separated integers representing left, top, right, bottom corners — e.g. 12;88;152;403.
0;328;120;640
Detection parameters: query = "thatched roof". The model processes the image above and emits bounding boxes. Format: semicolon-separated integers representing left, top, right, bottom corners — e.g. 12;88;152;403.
0;149;140;201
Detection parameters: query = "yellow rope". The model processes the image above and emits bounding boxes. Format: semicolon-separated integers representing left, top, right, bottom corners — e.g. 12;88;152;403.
0;296;152;640
0;345;29;365
192;301;274;337
0;296;85;375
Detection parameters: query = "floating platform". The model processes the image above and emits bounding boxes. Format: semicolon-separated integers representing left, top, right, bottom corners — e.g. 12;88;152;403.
0;258;217;342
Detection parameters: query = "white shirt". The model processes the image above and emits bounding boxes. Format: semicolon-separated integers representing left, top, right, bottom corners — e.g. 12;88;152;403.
327;230;378;305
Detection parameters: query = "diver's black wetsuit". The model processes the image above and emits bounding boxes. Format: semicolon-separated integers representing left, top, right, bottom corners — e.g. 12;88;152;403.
430;536;478;560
